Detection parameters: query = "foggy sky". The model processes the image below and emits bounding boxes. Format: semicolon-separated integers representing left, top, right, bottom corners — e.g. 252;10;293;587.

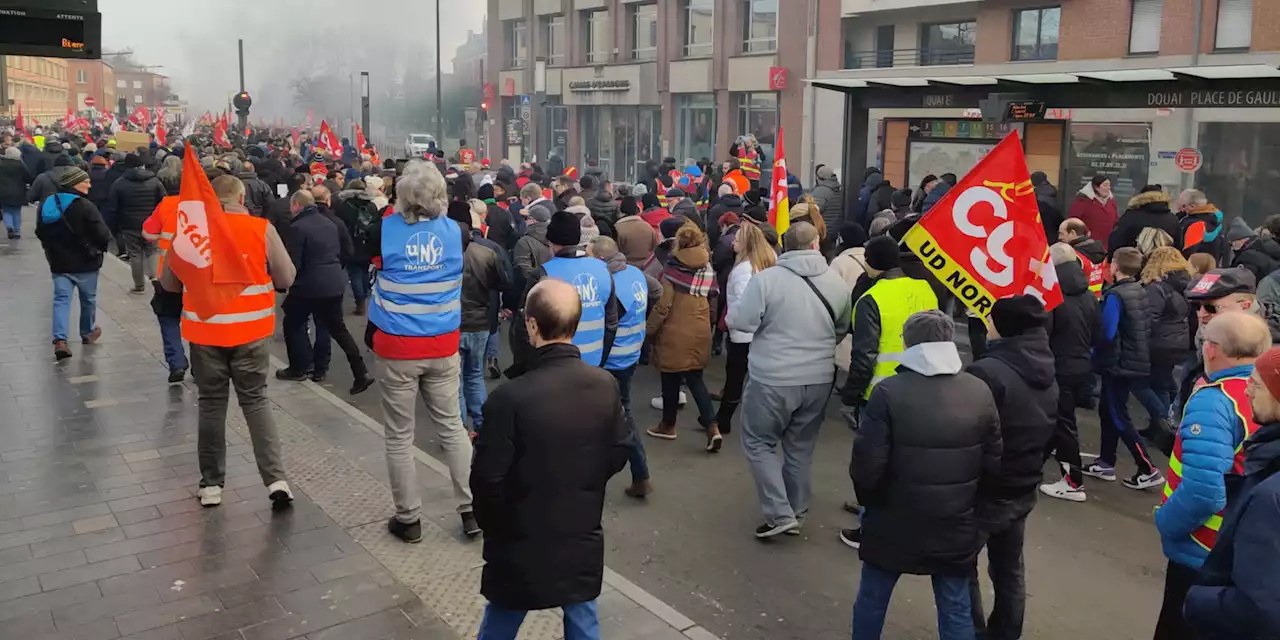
98;0;486;117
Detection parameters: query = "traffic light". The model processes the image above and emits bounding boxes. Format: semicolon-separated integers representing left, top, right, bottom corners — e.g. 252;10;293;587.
232;91;252;117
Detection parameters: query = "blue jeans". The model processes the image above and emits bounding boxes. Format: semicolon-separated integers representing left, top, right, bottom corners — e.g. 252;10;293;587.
479;600;598;640
157;315;189;371
610;365;649;482
485;330;499;360
459;331;489;429
2;204;20;234
1133;360;1178;424
346;263;370;303
852;563;973;640
51;272;99;343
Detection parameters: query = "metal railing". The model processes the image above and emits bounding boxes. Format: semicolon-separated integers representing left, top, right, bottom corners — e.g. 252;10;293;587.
843;47;975;70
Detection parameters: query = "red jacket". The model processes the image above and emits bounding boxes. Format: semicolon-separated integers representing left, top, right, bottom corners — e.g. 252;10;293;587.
639;207;672;231
1068;192;1118;250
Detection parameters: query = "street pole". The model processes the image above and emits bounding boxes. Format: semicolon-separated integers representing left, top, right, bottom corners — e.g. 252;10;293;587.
360;71;371;143
435;0;444;144
237;39;247;132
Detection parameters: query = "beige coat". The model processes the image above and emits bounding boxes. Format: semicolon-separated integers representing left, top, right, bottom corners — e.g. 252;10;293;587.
830;246;866;372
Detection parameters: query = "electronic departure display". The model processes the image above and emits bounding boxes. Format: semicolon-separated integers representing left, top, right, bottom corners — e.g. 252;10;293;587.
1004;100;1048;121
0;6;102;59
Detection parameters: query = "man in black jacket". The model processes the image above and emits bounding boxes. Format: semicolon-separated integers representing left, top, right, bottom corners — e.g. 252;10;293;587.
850;310;1001;639
1227;217;1280;282
447;202;511;433
471;279;630;638
276;189;373;395
34;166;113;360
966;296;1058;640
106;153;166;292
1040;244;1102;503
334;179;379;315
237;161;275;218
1108;186;1180;257
1058;217;1106;265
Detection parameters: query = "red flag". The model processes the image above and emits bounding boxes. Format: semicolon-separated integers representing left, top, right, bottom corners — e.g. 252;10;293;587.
318;120;341;157
128;106;147;129
200;111;212;126
14;103;25;134
767;128;790;234
291;127;300;151
306;110;314;129
212;119;230;148
168;147;256;320
355;125;368;154
154;119;166;147
153;107;165;126
902;131;1062;315
65;107;76;130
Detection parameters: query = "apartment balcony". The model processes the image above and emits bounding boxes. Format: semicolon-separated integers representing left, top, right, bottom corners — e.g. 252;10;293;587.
843;47;974;70
843;0;979;15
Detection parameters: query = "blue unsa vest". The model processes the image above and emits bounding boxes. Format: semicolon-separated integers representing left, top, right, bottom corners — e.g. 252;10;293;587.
368;213;464;337
543;255;613;366
605;265;648;371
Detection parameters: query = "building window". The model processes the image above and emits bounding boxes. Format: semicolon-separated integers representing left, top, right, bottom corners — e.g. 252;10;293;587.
736;92;778;158
1215;0;1252;50
506;19;528;68
586;10;611;64
76;69;87;84
632;3;658;61
1128;0;1163;54
920;21;977;65
683;0;714;57
741;0;778;54
117;79;126;88
544;15;566;66
1012;7;1061;61
134;94;143;104
133;80;142;89
675;94;717;164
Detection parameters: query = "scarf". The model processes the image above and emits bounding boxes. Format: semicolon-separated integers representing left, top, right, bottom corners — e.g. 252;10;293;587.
662;257;718;298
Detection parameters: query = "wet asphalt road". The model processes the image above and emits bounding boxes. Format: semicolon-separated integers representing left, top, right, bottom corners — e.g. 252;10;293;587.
270;310;1169;640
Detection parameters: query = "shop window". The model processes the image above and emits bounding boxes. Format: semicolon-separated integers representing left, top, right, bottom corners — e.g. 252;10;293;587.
683;0;714;58
632;3;658;61
1197;122;1280;227
543;15;566;67
1129;0;1163;54
676;94;717;164
736;92;778;159
1215;0;1252;50
741;0;778;54
586;10;611;64
1065;123;1151;207
920;21;976;66
1012;7;1060;61
506;19;528;69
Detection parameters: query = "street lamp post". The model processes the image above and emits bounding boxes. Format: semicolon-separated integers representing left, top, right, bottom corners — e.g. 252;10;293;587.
435;0;443;145
361;71;371;142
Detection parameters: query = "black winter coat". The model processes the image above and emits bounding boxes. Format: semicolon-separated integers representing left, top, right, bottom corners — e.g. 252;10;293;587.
1069;236;1107;265
34;192;112;274
1048;261;1100;379
460;233;512;334
1146;270;1193;364
1108;191;1181;257
237;171;274;217
854;363;1002;575
586;190;618;223
472;343;630;610
284;205;348;299
486;202;518;253
106;168;166;231
334;192;379;265
85;163;112;208
0;157;31;207
967;330;1059;499
1232;236;1280;283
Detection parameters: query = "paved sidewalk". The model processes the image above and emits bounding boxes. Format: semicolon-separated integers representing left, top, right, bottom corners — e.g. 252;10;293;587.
0;216;721;640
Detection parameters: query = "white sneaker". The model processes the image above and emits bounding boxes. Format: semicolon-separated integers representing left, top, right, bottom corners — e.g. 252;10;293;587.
197;486;222;507
650;391;688;411
267;480;294;507
1039;477;1087;503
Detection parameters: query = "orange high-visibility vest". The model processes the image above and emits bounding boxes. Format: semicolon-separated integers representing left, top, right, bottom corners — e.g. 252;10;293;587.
180;215;276;348
1075;250;1105;299
1162;376;1257;552
151;196;179;277
738;148;760;181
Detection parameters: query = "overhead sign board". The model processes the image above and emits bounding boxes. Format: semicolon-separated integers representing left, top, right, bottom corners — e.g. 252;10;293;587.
0;5;102;59
568;79;631;92
1004;100;1047;121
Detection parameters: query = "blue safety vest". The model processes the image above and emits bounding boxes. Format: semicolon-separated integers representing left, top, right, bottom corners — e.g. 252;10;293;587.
368;214;464;337
605;265;648;371
543;255;613;366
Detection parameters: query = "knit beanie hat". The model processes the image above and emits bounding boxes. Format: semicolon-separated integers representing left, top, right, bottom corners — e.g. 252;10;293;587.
620;196;639;216
990;295;1048;338
547;211;582;246
641;193;660;210
863;235;900;271
57;166;90;189
477;183;495;200
632;183;647;197
446;201;472;228
659;216;685;240
891;188;913;210
1227;217;1255;243
1254;347;1280;402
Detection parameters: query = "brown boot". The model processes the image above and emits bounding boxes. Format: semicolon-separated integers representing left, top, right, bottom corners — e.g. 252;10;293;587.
645;421;677;440
82;326;102;345
624;479;653;499
705;422;723;453
354;299;368;316
53;340;72;361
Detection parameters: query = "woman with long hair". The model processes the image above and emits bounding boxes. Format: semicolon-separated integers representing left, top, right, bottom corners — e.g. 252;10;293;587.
1137;246;1194;434
646;221;722;451
715;223;776;432
789;195;833;258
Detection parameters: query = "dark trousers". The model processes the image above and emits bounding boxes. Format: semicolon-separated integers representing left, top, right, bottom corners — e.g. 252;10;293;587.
661;370;715;426
1134;359;1178;424
1050;374;1089;485
1099;374;1156;474
968;316;988;359
970;497;1034;640
1153;561;1197;640
610;366;649;483
282;295;368;379
715;341;750;432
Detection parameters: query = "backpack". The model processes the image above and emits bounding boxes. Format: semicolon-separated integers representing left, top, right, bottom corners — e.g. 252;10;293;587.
350;199;378;247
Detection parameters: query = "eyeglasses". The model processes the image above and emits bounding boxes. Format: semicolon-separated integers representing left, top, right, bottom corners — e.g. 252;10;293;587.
1203;303;1221;314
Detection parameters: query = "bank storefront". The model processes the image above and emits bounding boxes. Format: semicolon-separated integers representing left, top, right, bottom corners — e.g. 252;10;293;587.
810;69;1280;226
561;64;661;184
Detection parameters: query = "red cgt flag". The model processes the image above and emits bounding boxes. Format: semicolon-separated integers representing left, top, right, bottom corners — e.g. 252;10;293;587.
767;127;790;234
902;131;1062;316
212;119;230;148
154;119;166;147
167;147;256;320
291;127;300;152
355;125;367;154
318;120;341;157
